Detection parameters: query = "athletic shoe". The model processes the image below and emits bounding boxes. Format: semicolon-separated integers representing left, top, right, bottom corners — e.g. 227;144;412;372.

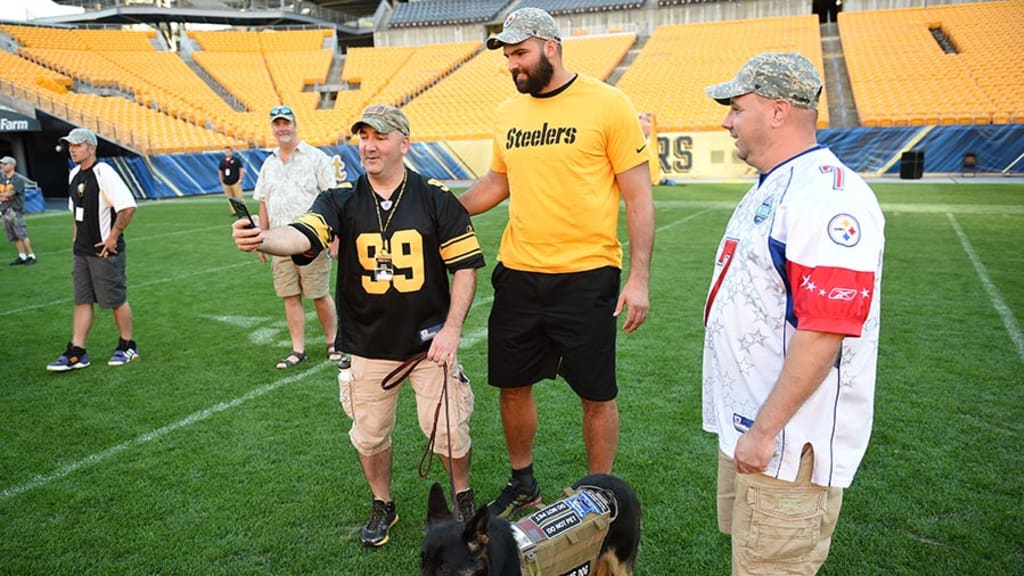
24;256;36;265
455;488;477;523
47;350;90;372
487;478;541;520
361;500;398;547
108;347;139;366
9;257;25;266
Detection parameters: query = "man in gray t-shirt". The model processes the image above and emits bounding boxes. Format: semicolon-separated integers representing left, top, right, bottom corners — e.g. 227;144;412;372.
0;156;37;265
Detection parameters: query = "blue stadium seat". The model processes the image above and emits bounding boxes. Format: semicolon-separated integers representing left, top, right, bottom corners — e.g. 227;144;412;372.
389;0;511;28
516;0;644;16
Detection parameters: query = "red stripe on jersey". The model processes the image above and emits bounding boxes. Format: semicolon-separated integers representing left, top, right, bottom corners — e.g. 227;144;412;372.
705;238;738;326
788;261;875;336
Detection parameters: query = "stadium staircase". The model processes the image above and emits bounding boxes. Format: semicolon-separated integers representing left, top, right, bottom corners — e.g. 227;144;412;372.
820;22;859;129
184;60;246;113
607;33;648;86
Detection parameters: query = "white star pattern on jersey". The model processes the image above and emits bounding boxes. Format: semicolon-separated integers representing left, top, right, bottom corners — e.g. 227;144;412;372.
702;147;885;488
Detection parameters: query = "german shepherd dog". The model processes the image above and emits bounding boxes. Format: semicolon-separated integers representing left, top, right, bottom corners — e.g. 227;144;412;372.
421;474;641;576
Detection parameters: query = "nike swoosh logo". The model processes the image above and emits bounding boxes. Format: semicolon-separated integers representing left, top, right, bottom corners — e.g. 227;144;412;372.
635;144;646;153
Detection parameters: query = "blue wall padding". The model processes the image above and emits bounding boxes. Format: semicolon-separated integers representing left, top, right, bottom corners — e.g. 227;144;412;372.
94;126;1024;199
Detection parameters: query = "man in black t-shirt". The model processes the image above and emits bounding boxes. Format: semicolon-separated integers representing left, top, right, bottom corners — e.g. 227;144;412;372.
232;105;484;547
217;146;244;213
47;128;139;372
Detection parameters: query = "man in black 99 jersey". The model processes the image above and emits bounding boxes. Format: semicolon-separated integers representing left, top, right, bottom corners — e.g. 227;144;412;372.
232;105;484;547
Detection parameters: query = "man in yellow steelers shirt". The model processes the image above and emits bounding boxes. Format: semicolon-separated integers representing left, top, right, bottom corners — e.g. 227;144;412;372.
458;7;655;519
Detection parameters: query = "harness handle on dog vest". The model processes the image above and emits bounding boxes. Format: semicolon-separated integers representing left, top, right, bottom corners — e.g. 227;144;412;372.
512;485;616;576
380;350;458;516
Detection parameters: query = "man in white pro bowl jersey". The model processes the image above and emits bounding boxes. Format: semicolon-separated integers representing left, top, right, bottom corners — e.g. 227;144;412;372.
702;52;885;575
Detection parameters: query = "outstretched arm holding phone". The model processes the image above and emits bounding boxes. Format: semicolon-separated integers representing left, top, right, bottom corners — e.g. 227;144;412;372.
231;218;310;256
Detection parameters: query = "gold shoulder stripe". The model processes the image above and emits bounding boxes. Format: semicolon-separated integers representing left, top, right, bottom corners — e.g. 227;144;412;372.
294;213;332;250
440;234;482;264
440;231;477;249
445;248;483;265
426;178;450;192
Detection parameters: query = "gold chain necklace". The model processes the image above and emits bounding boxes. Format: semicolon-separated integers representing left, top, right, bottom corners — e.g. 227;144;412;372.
372;169;407;253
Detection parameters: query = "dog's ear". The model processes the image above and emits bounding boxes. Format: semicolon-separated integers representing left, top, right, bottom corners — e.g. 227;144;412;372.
427;482;454;526
462;505;491;552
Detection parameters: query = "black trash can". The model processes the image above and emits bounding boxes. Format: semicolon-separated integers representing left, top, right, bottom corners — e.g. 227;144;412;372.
900;151;924;179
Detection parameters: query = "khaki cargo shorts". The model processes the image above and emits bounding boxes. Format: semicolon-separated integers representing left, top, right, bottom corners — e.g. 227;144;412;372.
338;355;474;458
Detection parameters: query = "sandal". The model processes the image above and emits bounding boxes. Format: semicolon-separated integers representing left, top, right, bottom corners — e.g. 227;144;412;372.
327;345;344;362
276;350;307;370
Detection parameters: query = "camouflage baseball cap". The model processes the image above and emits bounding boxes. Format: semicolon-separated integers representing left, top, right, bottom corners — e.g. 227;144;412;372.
60;127;98;146
486;7;561;50
705;52;822;110
351;104;410;136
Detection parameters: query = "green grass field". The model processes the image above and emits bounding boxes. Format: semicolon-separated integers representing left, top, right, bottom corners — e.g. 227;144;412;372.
2;181;1022;575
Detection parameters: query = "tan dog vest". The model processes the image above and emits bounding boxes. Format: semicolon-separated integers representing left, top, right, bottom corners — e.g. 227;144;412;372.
510;485;615;576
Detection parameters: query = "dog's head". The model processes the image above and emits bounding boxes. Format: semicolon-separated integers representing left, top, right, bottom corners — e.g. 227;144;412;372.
421;482;491;576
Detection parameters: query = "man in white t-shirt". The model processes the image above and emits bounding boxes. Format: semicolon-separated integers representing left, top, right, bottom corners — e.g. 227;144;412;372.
253;106;340;369
702;52;885;575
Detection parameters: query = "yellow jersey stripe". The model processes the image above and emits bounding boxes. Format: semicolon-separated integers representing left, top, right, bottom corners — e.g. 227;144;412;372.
293;213;333;250
440;234;482;264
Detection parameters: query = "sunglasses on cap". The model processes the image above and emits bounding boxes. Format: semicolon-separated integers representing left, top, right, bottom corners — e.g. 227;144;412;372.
269;106;293;117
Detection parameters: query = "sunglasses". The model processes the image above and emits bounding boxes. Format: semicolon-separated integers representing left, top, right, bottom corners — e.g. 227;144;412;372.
269;106;293;117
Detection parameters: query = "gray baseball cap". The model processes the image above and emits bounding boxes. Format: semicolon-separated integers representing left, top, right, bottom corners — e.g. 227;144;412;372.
351;104;410;136
60;127;99;146
0;156;15;166
486;7;561;50
705;52;822;110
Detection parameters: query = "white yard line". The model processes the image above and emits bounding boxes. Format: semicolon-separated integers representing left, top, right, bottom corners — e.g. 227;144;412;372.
8;206;1019;500
654;207;715;233
947;213;1024;363
1;297;495;501
1;363;329;501
0;261;255;317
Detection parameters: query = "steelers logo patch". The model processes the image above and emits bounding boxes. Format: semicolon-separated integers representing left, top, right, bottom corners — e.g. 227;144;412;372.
827;214;861;247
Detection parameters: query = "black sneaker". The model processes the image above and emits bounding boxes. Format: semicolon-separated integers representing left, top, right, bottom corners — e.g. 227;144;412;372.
9;257;25;266
487;478;541;520
455;488;477;523
361;499;398;547
24;256;36;265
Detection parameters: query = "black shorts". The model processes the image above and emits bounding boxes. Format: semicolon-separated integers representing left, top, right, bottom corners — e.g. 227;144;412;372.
488;263;620;401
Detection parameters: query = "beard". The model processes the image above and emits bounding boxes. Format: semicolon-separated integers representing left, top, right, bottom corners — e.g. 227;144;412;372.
513;52;555;96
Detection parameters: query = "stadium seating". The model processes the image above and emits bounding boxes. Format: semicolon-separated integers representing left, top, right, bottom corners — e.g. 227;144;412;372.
2;1;1021;158
388;0;511;28
188;28;341;145
516;0;644;16
0;24;247;154
401;34;636;141
617;15;830;132
0;47;72;97
839;1;1023;127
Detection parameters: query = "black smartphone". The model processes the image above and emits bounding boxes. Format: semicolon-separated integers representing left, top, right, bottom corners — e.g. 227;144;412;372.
228;197;256;228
